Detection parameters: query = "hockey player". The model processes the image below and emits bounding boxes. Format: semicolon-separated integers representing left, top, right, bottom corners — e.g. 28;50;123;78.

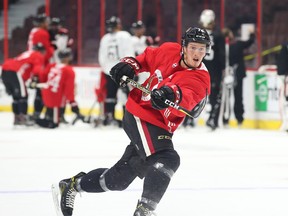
199;9;225;130
36;48;82;128
277;41;288;131
131;20;155;56
49;17;74;64
221;27;255;126
98;16;135;126
1;43;46;126
48;17;74;124
27;13;56;120
53;27;211;216
28;13;55;64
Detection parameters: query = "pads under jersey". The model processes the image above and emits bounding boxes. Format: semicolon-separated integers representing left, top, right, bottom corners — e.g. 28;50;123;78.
126;42;211;133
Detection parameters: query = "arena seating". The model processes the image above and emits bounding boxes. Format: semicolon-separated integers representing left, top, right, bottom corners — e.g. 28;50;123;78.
0;0;288;65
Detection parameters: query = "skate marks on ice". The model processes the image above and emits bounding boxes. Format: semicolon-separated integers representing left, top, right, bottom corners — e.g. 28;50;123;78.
0;112;288;216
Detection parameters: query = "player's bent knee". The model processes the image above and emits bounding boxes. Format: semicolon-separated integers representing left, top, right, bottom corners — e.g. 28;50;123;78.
153;150;180;178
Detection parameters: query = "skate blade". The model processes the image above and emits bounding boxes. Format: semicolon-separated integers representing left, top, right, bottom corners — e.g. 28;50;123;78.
51;183;63;216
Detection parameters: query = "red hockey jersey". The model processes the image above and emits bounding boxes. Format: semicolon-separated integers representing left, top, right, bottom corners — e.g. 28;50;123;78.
27;27;54;64
126;42;211;133
41;64;76;108
2;50;45;81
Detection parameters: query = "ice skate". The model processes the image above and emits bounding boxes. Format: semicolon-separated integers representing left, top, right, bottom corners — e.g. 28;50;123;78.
52;172;86;216
14;114;34;126
133;201;156;216
206;118;217;131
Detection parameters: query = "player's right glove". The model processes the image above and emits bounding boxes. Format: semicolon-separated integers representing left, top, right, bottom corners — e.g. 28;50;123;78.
70;101;79;114
151;86;178;110
110;57;140;87
70;101;86;125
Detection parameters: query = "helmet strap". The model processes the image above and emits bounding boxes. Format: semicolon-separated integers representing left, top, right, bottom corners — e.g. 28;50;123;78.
181;54;194;69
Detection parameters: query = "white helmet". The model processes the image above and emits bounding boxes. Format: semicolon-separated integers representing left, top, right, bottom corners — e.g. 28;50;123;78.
199;9;215;28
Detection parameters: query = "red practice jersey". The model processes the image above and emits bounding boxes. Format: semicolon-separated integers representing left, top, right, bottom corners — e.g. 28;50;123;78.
2;50;45;81
126;42;211;133
27;27;54;64
41;64;76;108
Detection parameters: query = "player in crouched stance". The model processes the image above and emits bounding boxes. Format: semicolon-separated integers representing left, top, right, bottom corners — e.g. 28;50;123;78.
52;27;211;216
36;48;82;128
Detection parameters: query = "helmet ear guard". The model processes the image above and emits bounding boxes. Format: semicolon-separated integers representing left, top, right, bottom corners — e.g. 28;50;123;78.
182;27;211;54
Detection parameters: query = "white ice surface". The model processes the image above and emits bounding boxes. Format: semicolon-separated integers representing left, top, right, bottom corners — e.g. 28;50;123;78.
0;112;288;216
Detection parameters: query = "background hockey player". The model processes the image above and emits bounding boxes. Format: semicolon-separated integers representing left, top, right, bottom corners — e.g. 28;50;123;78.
98;16;135;126
1;43;46;126
131;20;159;56
48;17;74;123
53;27;211;216
48;17;74;64
221;27;255;127
36;48;83;128
199;9;225;130
27;13;56;120
276;40;288;132
27;13;55;65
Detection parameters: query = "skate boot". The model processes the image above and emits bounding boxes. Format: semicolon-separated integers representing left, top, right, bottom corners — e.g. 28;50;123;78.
133;200;156;216
14;114;34;126
59;172;86;216
206;118;217;130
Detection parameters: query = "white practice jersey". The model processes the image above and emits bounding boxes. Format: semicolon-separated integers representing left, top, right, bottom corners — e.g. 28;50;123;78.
53;34;69;63
98;31;135;75
131;35;148;56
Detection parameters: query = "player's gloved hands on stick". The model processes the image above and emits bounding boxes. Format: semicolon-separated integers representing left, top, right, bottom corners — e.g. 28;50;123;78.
110;57;140;87
151;86;176;110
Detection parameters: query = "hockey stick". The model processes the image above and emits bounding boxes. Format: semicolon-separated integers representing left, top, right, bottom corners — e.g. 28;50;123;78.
218;37;234;127
122;76;208;118
26;82;49;89
71;100;101;125
84;99;98;123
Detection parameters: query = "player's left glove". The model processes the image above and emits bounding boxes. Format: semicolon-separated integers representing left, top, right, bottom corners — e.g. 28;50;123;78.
28;76;39;89
110;57;140;87
151;85;182;110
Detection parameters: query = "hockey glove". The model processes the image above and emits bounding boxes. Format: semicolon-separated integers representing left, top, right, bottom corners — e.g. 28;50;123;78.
151;86;177;110
70;102;86;124
70;101;80;114
110;57;140;87
28;76;39;89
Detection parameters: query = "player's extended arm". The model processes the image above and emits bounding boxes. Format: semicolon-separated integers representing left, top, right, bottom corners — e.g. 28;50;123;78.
122;76;208;118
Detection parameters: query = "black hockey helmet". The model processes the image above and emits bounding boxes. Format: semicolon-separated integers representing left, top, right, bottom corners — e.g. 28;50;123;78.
182;27;211;53
34;13;49;25
58;48;73;60
50;17;61;26
32;42;45;52
106;16;121;32
131;20;145;29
